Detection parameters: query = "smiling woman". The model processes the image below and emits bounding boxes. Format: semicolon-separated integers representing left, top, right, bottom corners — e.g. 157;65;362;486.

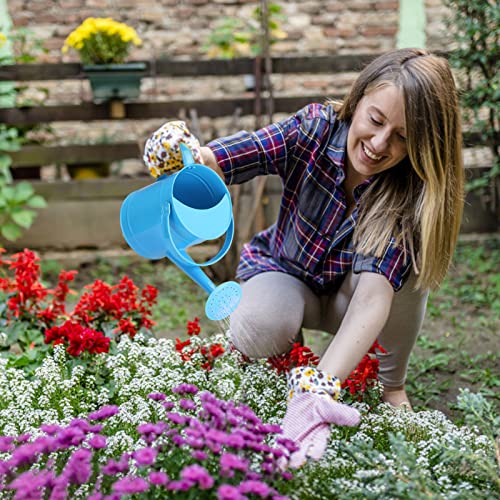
140;48;465;468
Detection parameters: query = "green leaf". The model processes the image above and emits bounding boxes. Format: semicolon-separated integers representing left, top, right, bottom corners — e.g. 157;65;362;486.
11;209;36;229
26;195;47;208
1;223;22;241
13;181;34;202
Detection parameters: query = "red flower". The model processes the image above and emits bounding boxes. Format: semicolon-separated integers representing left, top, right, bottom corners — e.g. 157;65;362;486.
45;320;110;357
186;317;201;336
267;342;319;375
341;341;385;400
209;343;225;358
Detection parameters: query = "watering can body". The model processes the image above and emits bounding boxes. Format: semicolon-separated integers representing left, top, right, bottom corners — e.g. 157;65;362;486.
120;143;242;320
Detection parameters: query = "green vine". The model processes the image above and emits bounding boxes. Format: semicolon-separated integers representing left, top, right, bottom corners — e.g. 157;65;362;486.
444;0;499;214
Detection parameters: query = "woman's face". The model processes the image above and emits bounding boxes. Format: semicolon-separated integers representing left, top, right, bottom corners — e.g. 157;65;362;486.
346;83;408;182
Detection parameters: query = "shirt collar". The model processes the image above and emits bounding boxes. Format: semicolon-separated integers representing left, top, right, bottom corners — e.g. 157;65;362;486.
325;117;375;198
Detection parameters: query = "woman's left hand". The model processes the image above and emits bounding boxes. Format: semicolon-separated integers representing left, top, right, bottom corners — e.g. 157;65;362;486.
280;366;360;468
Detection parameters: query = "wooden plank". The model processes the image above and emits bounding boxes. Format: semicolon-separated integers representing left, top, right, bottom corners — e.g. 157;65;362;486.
0;95;331;125
27;178;149;200
0;54;384;82
10;143;140;166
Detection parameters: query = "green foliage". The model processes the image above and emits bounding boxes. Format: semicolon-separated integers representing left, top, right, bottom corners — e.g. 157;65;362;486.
0;28;48;241
444;0;499;203
0;126;47;241
202;2;287;59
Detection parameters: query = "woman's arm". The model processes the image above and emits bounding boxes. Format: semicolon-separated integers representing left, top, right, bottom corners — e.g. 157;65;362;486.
318;272;394;380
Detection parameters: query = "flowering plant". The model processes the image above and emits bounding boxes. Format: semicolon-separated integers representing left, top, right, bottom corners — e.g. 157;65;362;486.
0;248;157;374
62;17;141;65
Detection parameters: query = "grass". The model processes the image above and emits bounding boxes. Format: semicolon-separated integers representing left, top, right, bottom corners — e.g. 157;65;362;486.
40;235;499;417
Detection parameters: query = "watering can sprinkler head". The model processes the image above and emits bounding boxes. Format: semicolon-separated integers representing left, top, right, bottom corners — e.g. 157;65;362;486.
120;143;242;321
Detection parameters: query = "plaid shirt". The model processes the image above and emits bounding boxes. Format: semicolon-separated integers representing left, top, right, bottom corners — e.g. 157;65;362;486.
207;104;411;293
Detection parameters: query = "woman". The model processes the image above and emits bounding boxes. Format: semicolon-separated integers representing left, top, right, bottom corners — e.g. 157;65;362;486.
144;48;464;467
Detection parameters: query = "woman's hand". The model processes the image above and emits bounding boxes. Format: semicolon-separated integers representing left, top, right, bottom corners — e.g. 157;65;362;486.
143;120;202;178
280;367;360;468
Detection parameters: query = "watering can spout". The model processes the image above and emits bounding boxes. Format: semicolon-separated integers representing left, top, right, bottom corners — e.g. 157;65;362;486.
120;144;242;320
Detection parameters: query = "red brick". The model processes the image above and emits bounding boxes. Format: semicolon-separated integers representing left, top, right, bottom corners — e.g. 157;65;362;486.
360;26;398;37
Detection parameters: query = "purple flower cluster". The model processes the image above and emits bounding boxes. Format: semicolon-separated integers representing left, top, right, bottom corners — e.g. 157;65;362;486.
0;384;294;499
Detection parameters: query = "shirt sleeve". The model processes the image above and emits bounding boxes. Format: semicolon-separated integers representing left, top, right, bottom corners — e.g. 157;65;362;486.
206;103;332;185
352;239;412;291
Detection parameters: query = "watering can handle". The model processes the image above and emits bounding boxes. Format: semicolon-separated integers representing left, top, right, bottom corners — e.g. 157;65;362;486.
164;203;234;267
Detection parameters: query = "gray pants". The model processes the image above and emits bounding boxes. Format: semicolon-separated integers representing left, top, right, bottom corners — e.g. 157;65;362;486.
229;271;429;387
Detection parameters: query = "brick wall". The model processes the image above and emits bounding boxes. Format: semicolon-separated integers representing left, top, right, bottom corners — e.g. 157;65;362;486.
7;0;453;160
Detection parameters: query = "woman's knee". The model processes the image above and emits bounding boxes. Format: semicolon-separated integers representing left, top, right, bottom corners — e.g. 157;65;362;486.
230;308;301;358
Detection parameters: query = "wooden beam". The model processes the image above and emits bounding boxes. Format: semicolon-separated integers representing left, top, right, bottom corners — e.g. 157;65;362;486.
0;54;383;82
0;95;331;125
9;143;141;167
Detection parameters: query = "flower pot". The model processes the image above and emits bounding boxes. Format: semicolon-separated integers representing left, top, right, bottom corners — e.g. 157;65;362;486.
67;162;111;180
83;62;147;101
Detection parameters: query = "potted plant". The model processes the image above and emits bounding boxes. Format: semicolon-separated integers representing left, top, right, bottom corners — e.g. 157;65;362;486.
62;17;145;101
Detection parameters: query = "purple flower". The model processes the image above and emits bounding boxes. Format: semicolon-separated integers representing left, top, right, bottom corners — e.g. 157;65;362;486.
112;476;149;495
181;464;214;490
133;447;158;466
220;452;249;472
239;480;272;497
88;435;107;449
137;422;168;444
217;484;246;500
10;443;42;467
0;436;13;453
202;401;225;423
148;392;166;401
9;469;55;498
191;450;208;461
167;479;193;492
172;434;186;447
226;434;245;449
276;437;299;453
64;448;92;485
166;412;188;425
172;383;199;395
69;418;92;432
40;424;62;436
55;427;86;448
205;428;229;445
148;471;169;486
88;405;120;421
163;401;175;411
186;436;204;449
101;455;130;475
87;493;103;500
15;433;31;443
179;398;197;411
246;471;262;481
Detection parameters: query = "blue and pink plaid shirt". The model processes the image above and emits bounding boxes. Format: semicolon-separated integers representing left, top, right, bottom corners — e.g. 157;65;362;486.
207;104;411;293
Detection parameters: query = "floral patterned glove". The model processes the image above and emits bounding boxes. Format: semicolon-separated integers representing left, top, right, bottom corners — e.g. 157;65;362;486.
281;366;361;468
143;120;203;178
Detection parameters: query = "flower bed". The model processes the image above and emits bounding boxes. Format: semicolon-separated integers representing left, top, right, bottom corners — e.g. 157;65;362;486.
0;249;498;499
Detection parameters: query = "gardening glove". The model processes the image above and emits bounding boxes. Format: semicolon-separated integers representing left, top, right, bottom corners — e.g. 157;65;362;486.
281;366;361;468
143;120;203;178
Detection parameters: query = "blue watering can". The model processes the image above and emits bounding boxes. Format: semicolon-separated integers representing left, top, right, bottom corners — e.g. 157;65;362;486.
120;143;242;321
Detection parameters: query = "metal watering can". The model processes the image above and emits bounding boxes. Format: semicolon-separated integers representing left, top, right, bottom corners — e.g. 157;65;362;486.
120;143;242;321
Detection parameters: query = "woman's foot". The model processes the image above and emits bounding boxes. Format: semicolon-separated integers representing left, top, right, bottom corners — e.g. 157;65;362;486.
382;385;413;411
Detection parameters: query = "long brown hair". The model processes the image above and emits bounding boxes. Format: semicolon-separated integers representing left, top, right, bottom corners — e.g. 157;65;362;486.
335;48;464;290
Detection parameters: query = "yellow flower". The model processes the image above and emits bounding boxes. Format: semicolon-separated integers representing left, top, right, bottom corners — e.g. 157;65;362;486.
61;17;142;64
0;32;7;47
